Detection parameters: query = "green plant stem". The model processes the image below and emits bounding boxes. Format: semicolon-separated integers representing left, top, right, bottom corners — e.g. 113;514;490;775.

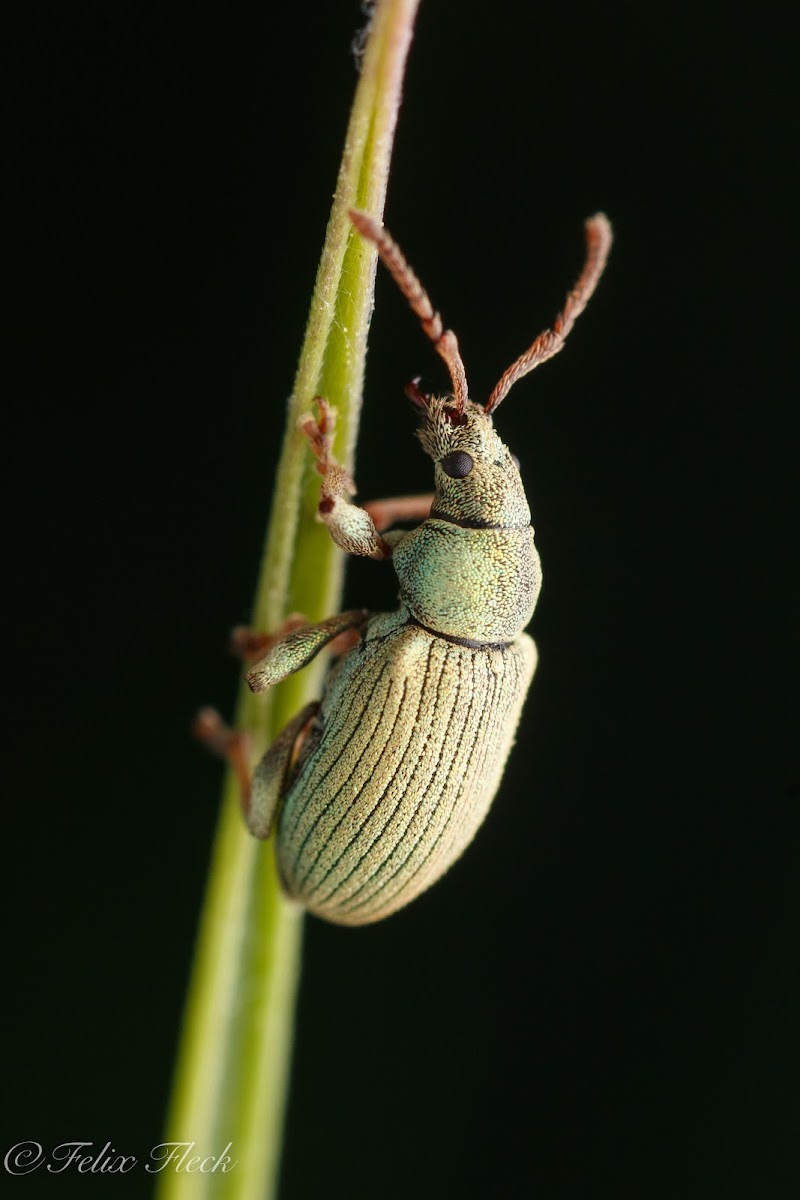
157;3;420;1197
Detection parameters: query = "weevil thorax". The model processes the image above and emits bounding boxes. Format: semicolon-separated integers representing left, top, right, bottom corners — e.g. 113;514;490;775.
391;396;542;646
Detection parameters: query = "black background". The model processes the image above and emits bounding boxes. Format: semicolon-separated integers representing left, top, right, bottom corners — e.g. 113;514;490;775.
6;2;798;1197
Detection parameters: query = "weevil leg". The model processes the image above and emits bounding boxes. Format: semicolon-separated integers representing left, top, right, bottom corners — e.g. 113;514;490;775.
246;608;370;693
363;493;434;532
194;707;253;806
248;701;320;838
299;398;394;559
232;613;363;666
321;625;363;658
230;613;308;664
198;610;368;829
193;704;319;837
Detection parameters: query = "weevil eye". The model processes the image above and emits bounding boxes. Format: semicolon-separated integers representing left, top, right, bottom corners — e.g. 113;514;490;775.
511;453;520;469
440;450;474;479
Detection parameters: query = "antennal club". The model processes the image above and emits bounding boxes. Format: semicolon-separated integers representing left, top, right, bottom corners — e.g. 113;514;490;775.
485;213;612;415
349;209;470;415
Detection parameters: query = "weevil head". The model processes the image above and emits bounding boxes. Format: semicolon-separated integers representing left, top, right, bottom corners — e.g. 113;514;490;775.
417;396;530;528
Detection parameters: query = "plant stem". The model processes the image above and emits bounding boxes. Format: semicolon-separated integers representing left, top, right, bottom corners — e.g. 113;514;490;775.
157;3;420;1197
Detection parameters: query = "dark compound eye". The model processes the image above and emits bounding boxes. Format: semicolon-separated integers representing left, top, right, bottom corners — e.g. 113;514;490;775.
439;450;474;479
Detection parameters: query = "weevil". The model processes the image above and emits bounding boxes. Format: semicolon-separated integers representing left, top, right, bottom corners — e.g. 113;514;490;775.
230;211;611;926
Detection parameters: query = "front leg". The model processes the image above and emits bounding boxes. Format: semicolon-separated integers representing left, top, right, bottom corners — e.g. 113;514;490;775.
299;398;393;559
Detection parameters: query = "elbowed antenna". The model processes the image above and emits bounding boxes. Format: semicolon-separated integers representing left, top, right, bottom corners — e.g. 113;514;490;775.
349;209;470;414
485;214;612;415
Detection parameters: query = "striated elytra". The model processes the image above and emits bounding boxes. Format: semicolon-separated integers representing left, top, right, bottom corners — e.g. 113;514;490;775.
245;210;612;925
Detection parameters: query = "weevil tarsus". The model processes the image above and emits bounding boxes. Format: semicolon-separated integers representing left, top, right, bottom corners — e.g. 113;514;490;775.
193;707;253;808
300;398;395;559
300;398;435;543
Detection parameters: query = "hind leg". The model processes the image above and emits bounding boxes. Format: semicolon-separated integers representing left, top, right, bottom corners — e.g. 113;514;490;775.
248;701;320;838
195;702;320;838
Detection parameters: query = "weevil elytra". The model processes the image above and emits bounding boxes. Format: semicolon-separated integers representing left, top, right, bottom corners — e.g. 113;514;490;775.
240;211;611;926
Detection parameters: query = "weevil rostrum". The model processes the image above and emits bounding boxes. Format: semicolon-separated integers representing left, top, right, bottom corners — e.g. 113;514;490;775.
217;211;611;926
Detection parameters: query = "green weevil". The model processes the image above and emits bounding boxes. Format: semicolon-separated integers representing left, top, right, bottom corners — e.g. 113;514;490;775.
231;210;611;926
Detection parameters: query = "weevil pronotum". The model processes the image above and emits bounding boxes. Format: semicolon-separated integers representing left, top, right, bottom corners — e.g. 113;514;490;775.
202;210;611;926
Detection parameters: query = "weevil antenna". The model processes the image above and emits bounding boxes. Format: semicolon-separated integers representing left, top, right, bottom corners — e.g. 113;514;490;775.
350;209;469;414
485;213;612;415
